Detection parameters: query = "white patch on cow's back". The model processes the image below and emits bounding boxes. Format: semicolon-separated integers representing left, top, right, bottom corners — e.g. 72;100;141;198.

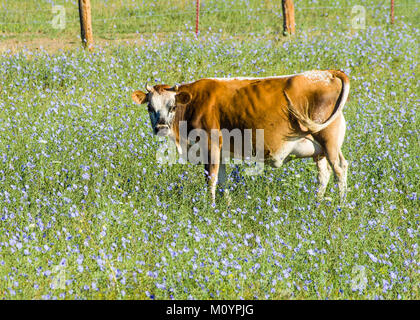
181;70;333;85
205;74;298;81
302;70;332;84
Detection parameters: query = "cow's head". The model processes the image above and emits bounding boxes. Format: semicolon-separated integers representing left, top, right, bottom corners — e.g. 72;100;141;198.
132;84;191;136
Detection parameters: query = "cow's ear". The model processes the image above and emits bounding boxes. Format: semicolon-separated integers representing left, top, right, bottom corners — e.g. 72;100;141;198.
175;91;191;105
132;90;147;104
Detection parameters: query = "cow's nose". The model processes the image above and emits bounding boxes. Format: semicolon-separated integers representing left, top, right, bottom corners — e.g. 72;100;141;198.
155;123;169;135
156;123;169;130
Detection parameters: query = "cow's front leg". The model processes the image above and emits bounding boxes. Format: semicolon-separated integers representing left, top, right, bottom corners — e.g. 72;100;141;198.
205;162;220;203
205;130;222;203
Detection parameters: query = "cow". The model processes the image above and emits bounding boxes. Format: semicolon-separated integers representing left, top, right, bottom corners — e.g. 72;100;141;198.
132;70;350;203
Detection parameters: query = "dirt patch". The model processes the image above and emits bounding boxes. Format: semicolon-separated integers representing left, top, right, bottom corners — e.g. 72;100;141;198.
0;33;173;54
0;32;285;54
0;37;78;53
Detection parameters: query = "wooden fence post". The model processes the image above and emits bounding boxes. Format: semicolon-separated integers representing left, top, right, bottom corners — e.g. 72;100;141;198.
78;0;93;50
390;0;395;24
282;0;295;35
196;0;200;36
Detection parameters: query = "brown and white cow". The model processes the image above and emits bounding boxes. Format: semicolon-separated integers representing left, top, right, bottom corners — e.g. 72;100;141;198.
132;70;350;202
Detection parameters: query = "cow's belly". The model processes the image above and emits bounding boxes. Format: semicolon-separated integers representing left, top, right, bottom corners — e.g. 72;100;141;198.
290;136;323;158
266;136;324;168
178;131;324;167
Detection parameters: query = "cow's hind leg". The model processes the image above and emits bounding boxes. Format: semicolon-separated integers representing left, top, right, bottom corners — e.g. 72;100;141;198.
338;150;348;198
315;156;332;200
324;146;348;201
289;136;329;200
313;114;348;201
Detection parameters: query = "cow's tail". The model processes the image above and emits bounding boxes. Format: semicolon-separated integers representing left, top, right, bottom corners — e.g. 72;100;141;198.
285;70;350;133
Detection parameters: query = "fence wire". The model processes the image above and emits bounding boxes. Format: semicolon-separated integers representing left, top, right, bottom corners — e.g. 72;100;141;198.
0;2;418;32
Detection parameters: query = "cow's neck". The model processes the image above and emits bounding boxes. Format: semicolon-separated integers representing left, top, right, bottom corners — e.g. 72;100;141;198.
169;104;188;152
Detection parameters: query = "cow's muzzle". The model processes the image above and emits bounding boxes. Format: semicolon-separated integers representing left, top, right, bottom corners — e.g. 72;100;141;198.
155;124;170;136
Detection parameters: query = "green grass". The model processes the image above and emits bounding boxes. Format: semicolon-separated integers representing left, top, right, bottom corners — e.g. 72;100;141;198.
0;0;419;300
0;0;418;39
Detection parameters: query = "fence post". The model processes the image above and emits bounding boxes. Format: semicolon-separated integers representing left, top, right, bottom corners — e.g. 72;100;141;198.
282;0;295;35
78;0;93;50
390;0;395;24
196;0;200;36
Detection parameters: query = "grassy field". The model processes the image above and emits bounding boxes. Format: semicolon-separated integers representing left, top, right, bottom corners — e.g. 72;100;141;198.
0;0;419;300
